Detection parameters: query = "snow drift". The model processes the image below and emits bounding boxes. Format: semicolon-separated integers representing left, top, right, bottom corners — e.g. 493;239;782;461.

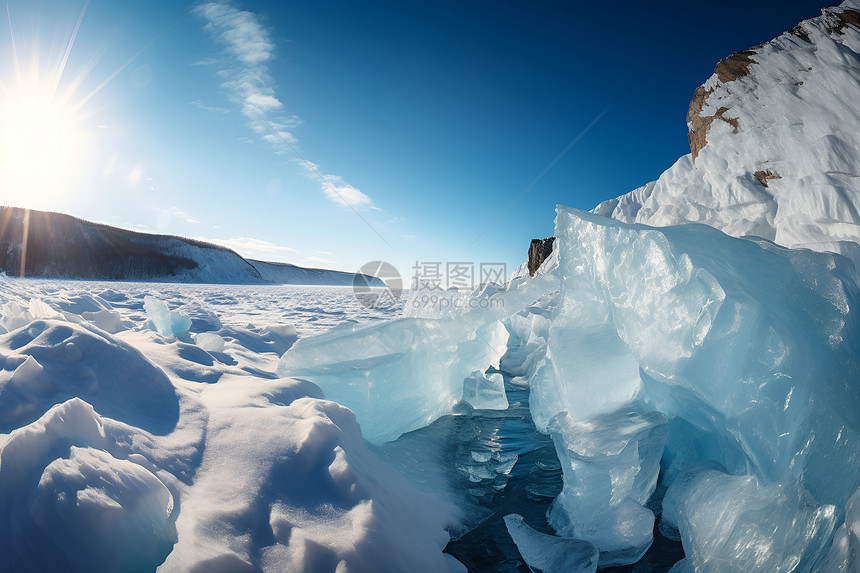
0;286;462;572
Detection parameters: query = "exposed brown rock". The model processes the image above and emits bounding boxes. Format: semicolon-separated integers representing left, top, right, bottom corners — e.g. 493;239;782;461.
788;24;812;43
687;49;758;162
825;8;860;34
713;49;758;83
839;9;860;30
687;91;741;161
687;86;712;161
754;169;782;187
528;237;555;277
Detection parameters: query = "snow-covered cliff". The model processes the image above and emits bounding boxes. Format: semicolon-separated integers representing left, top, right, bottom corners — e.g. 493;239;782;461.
249;259;379;286
0;206;383;286
595;0;860;269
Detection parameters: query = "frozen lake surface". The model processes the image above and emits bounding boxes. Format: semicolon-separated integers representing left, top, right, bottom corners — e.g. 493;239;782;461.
4;194;857;573
0;277;680;571
0;277;469;572
0;278;402;336
0;277;581;571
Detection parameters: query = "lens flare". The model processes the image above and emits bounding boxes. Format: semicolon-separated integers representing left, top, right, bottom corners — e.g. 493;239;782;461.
0;1;102;209
0;83;92;206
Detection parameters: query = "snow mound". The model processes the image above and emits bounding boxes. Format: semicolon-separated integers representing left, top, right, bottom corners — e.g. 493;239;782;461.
161;376;460;572
0;320;179;434
0;278;464;572
0;398;176;572
81;308;129;334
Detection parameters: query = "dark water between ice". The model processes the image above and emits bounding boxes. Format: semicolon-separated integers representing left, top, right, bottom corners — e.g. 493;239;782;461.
431;372;684;573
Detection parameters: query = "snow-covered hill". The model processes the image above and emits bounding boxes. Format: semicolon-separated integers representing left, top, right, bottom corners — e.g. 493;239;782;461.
595;0;860;269
248;259;374;286
0;206;383;286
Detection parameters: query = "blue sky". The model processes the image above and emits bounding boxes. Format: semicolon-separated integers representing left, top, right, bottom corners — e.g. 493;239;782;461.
0;0;837;283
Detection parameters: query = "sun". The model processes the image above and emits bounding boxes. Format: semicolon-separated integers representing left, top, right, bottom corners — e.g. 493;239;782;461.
0;84;92;207
0;3;101;211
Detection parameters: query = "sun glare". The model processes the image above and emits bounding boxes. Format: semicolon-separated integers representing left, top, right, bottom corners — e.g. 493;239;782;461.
0;85;92;207
0;3;103;210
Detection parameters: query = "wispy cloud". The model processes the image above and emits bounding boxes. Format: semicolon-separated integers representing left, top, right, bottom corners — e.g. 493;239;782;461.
195;3;281;130
192;99;230;114
155;206;201;230
298;160;373;208
195;2;374;210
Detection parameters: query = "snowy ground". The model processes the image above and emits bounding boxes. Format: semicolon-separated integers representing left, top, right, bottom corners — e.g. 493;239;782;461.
0;279;470;572
3;199;860;573
0;280;400;334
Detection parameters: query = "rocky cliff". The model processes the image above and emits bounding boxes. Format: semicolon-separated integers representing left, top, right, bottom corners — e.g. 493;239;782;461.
527;237;555;276
595;0;860;271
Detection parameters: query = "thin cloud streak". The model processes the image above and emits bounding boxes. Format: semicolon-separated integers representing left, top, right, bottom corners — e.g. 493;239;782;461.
298;160;373;208
196;2;374;210
191;99;230;114
253;109;394;251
